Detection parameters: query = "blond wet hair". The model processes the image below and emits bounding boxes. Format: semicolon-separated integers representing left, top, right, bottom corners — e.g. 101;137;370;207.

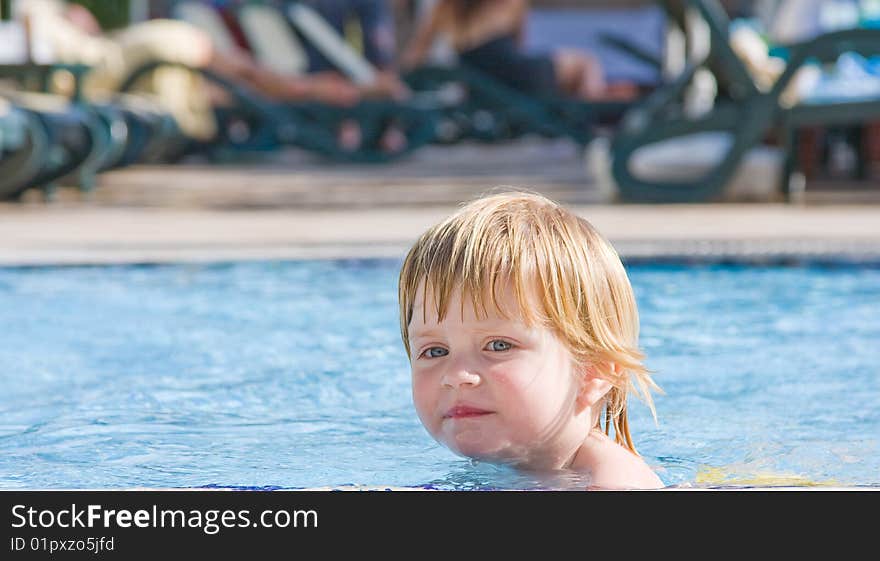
398;191;660;454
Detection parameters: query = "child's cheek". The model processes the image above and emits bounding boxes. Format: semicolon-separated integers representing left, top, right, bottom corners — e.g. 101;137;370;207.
411;374;438;431
488;362;541;411
486;365;524;397
487;360;527;387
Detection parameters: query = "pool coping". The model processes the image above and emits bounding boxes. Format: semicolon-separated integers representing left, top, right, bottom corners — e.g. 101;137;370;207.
1;204;879;266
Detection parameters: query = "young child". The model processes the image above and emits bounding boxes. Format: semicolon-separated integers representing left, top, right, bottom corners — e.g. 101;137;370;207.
398;191;664;489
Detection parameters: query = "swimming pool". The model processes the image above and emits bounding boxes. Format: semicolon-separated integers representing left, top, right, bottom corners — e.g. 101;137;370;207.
1;259;878;490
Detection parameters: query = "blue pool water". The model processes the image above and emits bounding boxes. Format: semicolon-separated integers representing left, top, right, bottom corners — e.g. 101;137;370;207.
1;260;878;490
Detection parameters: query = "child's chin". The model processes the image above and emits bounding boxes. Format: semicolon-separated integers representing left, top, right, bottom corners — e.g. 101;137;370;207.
436;426;516;462
452;447;497;462
445;439;511;463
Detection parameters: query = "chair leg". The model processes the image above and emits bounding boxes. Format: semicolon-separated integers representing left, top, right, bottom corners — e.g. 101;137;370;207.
780;125;797;201
852;125;868;181
77;169;97;193
41;182;58;203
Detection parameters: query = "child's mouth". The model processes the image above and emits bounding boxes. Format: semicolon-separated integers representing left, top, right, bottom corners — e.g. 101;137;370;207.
443;405;494;419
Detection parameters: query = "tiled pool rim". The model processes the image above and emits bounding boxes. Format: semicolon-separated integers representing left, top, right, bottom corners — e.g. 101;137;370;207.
1;204;879;266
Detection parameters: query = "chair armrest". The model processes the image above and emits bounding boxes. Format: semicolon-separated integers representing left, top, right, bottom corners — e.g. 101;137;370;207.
597;32;663;71
771;28;880;99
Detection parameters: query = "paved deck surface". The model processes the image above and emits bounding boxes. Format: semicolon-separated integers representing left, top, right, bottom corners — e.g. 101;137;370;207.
2;141;879;265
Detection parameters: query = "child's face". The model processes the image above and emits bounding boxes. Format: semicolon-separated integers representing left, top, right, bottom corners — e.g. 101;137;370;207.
407;280;590;469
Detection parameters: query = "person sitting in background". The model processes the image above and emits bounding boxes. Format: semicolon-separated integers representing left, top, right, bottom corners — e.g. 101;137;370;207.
16;0;361;142
299;0;410;100
400;0;636;101
296;0;412;151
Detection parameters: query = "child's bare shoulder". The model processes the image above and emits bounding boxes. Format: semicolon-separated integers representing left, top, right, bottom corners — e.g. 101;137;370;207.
593;449;664;490
577;433;664;490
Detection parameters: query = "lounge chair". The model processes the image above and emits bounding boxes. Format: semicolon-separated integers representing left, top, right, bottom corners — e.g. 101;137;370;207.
117;55;437;164
0;62;114;194
0;61;187;198
247;1;438;160
404;63;639;145
91;94;192;170
237;2;309;77
0;92;103;200
398;3;669;146
607;0;880;202
0;99;45;200
282;1;378;87
280;1;546;144
169;1;436;162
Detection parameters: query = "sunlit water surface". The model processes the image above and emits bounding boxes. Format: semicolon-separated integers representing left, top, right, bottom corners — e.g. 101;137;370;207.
1;260;877;489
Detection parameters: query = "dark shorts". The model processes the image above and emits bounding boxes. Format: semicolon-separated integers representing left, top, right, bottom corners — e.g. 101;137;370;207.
459;37;560;97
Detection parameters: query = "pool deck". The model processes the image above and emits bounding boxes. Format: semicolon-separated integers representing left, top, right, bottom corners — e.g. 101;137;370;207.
2;141;879;266
3;202;880;266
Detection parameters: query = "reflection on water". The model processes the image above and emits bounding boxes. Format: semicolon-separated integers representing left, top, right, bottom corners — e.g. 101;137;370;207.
419;460;595;491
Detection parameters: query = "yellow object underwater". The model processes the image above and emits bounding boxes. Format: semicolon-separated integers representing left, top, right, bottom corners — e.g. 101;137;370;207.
695;466;840;488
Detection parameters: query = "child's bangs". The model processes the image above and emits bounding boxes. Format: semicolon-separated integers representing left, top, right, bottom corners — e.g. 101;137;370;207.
412;219;546;330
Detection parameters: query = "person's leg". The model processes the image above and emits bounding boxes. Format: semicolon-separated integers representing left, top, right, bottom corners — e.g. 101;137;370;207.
204;41;361;107
552;48;606;99
209;49;366;151
114;18;368;152
379;119;407;153
337;119;363;151
284;70;362;106
116;18;362;106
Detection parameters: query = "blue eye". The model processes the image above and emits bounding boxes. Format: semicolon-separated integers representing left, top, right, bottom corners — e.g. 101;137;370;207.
486;340;512;352
422;347;448;358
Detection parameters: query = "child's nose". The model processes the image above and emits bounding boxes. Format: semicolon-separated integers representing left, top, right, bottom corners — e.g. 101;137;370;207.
441;363;481;389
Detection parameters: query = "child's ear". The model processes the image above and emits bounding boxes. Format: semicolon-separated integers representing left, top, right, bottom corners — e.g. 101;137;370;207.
575;363;614;414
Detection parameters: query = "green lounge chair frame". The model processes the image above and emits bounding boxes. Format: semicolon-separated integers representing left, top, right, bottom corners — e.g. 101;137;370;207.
248;1;439;161
0;102;48;200
396;7;666;146
393;2;673;145
118;59;437;164
283;0;636;148
0;63;135;196
90;95;191;170
609;0;880;203
0;60;196;199
0;96;100;200
402;63;633;145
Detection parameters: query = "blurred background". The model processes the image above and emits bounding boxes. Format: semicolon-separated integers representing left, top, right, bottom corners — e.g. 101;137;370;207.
1;0;879;209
